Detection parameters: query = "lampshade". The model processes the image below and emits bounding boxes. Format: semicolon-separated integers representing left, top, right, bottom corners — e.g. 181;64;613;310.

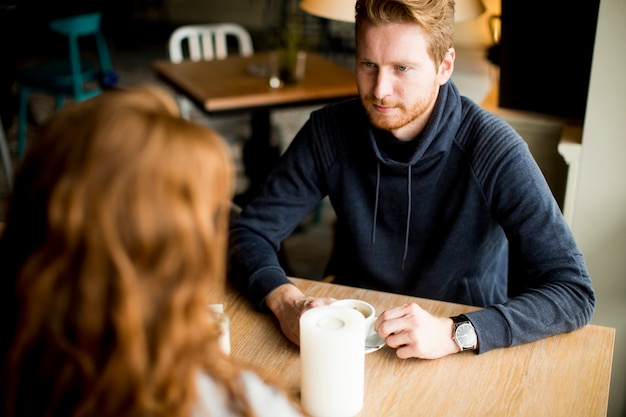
300;0;355;23
455;0;486;23
299;0;485;23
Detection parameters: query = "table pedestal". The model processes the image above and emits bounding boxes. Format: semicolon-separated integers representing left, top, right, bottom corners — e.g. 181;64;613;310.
235;109;281;207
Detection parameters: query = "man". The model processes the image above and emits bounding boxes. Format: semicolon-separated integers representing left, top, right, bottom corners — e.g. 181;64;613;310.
228;0;595;359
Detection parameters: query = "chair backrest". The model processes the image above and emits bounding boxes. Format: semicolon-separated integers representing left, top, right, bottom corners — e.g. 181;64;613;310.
168;23;254;63
48;12;114;98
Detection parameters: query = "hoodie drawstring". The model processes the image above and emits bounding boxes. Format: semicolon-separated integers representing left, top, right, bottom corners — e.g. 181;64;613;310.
371;162;380;254
371;162;411;270
402;166;412;270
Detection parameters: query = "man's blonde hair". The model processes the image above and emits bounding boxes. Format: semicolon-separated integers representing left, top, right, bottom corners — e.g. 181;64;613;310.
355;0;455;65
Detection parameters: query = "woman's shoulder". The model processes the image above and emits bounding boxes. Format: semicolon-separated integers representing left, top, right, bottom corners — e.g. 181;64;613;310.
193;370;303;417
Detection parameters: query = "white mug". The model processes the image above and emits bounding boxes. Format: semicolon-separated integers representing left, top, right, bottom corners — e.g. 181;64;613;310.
331;299;376;340
208;304;231;355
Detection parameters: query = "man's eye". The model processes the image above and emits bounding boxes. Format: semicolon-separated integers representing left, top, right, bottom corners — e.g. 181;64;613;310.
397;66;408;72
359;62;377;71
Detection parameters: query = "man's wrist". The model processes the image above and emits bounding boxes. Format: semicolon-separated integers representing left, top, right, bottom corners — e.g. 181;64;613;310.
264;283;303;315
447;318;463;354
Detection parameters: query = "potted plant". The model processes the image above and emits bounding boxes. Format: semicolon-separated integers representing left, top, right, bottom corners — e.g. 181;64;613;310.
265;0;307;86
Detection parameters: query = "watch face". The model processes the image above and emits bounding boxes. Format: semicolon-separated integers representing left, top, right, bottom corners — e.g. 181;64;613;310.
456;323;477;348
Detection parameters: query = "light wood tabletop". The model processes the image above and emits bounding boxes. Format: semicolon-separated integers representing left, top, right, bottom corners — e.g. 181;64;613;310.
224;277;614;417
153;52;358;113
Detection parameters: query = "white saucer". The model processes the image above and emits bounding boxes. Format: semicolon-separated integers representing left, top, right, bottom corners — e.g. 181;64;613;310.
365;331;386;354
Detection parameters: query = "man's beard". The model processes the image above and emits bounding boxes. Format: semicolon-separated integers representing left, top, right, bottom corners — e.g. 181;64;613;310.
361;88;438;132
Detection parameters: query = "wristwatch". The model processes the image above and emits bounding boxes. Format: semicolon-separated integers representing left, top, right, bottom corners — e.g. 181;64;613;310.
451;315;477;351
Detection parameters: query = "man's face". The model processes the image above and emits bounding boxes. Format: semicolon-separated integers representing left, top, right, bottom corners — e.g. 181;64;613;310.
355;19;454;141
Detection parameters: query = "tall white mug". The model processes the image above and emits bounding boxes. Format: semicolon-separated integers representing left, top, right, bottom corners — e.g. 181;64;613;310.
300;305;365;417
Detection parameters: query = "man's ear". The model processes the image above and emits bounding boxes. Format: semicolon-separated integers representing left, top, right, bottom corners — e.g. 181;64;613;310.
437;48;455;85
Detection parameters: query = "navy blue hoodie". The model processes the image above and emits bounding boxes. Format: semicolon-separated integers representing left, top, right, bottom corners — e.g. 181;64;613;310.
228;81;595;353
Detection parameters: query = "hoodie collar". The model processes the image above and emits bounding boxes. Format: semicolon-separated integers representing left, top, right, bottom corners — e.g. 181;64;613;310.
367;80;463;167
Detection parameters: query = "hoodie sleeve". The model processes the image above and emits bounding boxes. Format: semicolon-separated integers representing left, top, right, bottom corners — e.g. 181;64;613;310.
228;99;365;310
228;113;334;310
461;110;595;352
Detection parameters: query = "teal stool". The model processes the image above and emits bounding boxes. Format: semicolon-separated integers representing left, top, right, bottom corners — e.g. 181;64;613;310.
15;12;116;156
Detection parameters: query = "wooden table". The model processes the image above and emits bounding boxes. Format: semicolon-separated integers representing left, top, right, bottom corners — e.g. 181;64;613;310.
153;52;358;113
224;278;615;416
153;52;358;204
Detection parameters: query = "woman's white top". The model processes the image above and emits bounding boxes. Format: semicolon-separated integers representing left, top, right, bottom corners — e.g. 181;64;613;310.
193;371;302;417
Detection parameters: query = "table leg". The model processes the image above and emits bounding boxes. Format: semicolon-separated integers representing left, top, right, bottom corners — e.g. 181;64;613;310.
237;108;281;207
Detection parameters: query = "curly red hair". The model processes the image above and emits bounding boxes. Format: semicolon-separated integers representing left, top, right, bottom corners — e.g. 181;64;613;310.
0;86;281;417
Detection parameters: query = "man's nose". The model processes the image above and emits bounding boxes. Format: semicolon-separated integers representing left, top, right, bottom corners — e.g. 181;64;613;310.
373;70;394;100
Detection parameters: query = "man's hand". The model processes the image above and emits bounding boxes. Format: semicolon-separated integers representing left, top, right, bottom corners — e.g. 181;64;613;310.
264;284;336;345
374;303;461;359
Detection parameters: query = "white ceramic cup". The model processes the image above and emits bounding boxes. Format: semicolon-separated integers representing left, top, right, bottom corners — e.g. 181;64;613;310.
208;304;231;355
331;299;376;340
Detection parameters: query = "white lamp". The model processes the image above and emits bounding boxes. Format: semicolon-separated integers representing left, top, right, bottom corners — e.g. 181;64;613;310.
455;0;486;23
300;0;356;23
299;0;485;23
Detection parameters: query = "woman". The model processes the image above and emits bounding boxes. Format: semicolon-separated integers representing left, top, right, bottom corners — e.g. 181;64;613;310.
0;86;304;417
